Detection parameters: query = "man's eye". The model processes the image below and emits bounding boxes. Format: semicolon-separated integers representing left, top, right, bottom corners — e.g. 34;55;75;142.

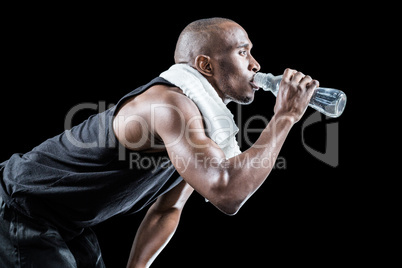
239;50;247;56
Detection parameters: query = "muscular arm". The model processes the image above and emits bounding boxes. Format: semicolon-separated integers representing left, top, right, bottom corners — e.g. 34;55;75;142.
126;180;193;268
155;69;318;215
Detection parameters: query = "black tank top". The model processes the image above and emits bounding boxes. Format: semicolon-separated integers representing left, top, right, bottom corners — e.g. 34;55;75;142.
0;77;183;239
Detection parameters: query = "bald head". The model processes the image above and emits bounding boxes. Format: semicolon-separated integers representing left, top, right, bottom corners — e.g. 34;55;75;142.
174;18;237;64
173;17;260;104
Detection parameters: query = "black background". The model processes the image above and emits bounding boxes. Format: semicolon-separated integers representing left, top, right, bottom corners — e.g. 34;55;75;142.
1;3;383;268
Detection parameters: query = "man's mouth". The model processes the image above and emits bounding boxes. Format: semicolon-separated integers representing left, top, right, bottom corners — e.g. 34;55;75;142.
250;81;259;91
249;74;259;91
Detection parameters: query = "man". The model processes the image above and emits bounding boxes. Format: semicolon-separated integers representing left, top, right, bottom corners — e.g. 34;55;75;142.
0;18;318;267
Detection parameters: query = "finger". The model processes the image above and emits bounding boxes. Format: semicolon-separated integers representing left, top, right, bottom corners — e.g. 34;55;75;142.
306;79;320;92
305;80;319;100
299;75;313;87
282;68;296;81
291;71;305;83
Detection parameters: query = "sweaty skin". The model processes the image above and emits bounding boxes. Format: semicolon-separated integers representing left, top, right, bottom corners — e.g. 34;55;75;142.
120;18;319;268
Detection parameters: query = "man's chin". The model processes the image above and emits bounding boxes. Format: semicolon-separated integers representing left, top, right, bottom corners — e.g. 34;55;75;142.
224;88;255;105
233;93;254;105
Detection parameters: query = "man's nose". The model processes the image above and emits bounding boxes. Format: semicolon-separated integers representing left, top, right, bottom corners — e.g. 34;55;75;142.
250;55;261;73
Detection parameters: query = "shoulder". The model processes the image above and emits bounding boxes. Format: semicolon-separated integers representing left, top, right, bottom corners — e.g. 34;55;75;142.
149;84;196;108
116;83;200;118
145;85;205;142
117;83;203;133
144;84;201;119
113;83;203;151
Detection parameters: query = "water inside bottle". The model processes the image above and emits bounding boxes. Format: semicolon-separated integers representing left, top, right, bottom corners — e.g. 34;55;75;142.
309;87;347;117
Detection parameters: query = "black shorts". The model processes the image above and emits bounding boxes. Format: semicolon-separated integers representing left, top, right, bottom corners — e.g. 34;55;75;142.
0;195;105;268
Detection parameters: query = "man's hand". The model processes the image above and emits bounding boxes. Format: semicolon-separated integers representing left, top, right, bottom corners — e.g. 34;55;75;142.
274;68;319;124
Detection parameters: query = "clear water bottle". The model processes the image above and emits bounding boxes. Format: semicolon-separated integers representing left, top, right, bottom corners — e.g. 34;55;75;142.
253;73;347;118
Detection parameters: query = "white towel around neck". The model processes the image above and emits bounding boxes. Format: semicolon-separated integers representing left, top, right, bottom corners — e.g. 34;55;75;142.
160;64;241;159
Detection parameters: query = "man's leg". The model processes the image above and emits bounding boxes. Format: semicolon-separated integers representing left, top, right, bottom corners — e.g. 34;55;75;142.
0;196;20;267
0;195;77;267
66;228;106;268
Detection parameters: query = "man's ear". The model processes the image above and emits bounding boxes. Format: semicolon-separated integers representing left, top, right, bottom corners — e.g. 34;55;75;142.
194;55;213;77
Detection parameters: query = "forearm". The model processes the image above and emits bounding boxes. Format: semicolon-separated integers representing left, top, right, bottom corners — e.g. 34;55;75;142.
127;204;181;268
233;114;292;171
215;114;294;213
